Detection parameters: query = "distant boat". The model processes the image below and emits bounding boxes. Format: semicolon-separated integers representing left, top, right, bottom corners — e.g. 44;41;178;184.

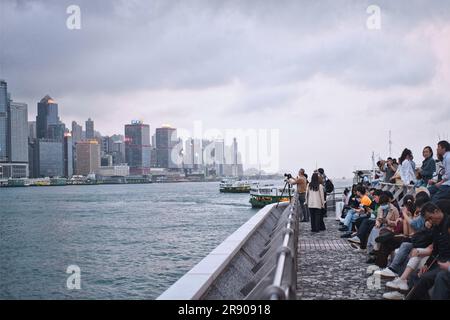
219;178;252;193
249;184;291;208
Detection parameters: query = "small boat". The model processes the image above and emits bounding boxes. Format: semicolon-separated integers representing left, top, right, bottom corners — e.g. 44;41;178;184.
249;184;292;208
219;178;252;193
7;178;30;187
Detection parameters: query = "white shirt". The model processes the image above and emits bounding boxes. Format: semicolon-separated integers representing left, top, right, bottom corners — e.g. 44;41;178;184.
399;159;416;185
305;184;325;209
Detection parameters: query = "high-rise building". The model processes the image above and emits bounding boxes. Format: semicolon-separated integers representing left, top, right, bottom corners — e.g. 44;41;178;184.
36;95;59;139
36;139;64;177
8;102;28;163
155;126;178;168
28;140;37;178
0;81;29;178
28;121;37;140
85;118;94;139
0;80;8;162
71;121;82;144
112;141;125;165
47;123;66;141
75;140;100;176
64;133;73;177
101;136;114;154
125;121;151;175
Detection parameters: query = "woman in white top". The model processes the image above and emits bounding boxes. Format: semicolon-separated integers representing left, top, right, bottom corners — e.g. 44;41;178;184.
398;148;416;185
305;172;326;232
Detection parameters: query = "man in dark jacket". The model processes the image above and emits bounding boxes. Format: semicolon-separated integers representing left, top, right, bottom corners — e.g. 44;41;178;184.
406;202;450;299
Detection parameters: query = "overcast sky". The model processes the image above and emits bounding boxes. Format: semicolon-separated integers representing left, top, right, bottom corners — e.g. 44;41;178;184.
1;0;450;177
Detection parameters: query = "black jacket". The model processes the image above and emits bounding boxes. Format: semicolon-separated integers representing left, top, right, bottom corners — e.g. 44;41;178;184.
429;214;450;264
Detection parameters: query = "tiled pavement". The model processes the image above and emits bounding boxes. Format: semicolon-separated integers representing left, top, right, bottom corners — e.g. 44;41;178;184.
296;214;387;300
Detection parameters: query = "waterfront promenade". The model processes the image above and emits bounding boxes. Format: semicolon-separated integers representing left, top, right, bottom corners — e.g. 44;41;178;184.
296;215;385;300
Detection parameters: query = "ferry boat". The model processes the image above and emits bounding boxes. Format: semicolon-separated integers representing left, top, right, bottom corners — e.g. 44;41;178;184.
219;178;252;193
249;184;292;208
50;177;67;186
7;178;30;187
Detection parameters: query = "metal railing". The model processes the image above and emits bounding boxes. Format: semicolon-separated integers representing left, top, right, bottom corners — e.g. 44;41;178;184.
244;198;299;300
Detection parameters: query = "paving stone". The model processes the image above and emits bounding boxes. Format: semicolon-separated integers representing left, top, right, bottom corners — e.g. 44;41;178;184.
296;215;383;300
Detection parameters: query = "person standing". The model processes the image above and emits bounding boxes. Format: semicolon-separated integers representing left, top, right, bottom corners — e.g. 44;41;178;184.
420;146;436;185
306;172;326;232
383;157;398;183
429;140;450;203
318;168;333;218
398;148;416;185
289;169;309;222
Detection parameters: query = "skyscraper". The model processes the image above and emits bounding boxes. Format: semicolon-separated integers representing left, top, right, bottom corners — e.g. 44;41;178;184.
36;139;64;177
0;80;8;162
71;121;82;144
9;102;28;163
64;133;73;177
75;140;100;176
85;118;94;139
101;136;114;154
36;95;59;139
155;126;178;168
112;141;125;165
28;121;37;140
0;81;29;178
125;121;151;175
47;123;66;141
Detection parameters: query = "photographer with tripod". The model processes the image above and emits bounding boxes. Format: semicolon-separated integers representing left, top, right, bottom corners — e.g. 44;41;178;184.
306;172;326;233
288;169;309;222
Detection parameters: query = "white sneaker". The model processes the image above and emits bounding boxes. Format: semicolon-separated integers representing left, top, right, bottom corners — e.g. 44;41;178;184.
386;278;409;291
383;291;405;300
348;236;361;244
374;268;398;278
367;266;381;274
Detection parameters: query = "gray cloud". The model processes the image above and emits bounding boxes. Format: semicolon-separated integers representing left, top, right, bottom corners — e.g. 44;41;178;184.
2;0;450;176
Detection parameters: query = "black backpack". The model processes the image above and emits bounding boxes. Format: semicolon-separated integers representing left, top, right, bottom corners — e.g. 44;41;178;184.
325;179;334;193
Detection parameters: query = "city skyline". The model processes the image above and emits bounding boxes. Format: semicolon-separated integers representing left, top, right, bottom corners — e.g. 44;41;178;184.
1;79;248;180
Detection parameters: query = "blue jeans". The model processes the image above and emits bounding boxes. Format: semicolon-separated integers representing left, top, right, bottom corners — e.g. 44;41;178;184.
429;184;450;203
388;242;413;274
343;209;359;231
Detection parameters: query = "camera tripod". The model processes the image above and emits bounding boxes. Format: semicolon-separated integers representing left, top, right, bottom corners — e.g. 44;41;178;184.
276;179;293;208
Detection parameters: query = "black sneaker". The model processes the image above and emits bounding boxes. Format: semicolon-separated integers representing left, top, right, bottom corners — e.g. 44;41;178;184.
338;226;348;232
340;232;352;238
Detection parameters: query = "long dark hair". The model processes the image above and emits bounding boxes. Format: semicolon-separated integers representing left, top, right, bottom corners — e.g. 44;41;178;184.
309;173;320;191
423;146;433;159
399;148;412;164
403;194;416;214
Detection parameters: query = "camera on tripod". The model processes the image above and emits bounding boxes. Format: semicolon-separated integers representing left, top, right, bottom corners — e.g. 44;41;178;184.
284;173;292;180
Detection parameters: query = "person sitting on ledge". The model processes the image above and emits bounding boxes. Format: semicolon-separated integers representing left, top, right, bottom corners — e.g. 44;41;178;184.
339;185;372;235
406;201;450;300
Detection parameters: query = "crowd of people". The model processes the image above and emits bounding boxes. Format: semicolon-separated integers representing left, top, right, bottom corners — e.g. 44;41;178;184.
338;140;450;300
289;140;450;300
289;168;334;233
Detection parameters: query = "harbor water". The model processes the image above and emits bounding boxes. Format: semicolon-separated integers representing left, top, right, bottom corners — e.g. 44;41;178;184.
0;182;257;299
0;179;351;299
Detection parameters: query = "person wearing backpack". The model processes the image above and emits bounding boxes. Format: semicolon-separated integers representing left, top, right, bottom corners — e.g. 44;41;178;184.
318;168;333;218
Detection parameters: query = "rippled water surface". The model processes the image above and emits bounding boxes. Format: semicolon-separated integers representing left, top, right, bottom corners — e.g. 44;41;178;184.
0;182;259;299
